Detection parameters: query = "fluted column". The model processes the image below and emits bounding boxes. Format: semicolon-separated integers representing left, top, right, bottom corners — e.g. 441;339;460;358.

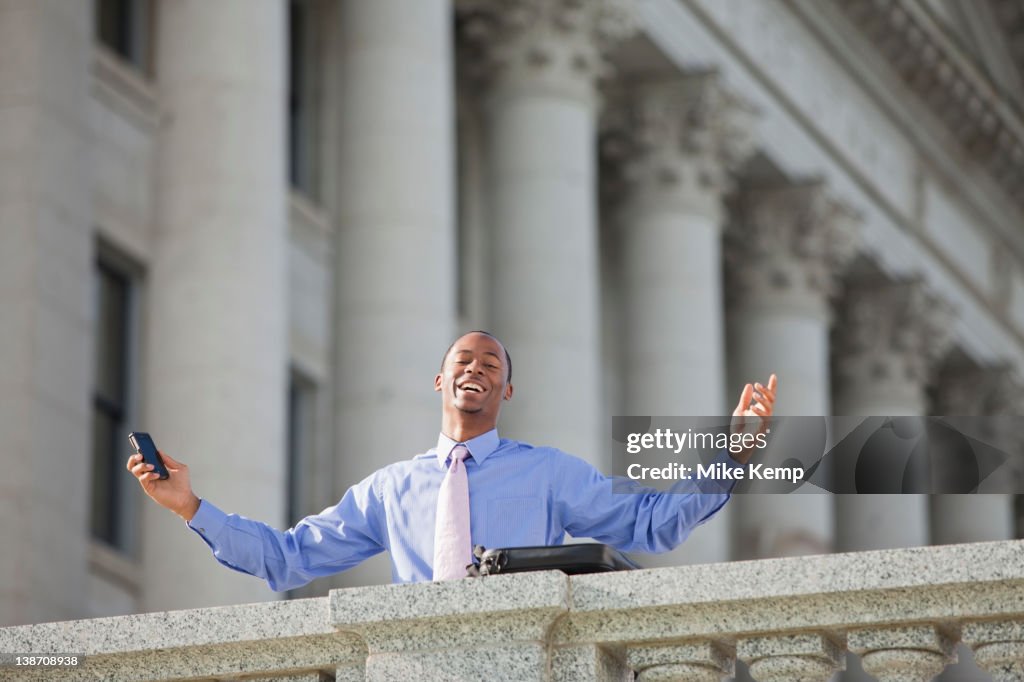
144;0;288;610
600;73;753;564
0;0;94;626
930;364;1020;544
331;0;457;587
460;0;636;465
832;277;951;552
848;625;956;681
726;183;859;559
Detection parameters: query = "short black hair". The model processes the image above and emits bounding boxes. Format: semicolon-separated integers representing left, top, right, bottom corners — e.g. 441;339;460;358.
440;330;512;383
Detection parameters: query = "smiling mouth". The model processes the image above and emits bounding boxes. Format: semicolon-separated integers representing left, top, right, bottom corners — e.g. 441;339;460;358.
456;382;486;396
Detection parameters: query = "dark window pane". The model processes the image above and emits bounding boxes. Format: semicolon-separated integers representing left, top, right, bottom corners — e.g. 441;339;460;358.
288;0;306;191
90;409;121;545
94;265;129;405
288;0;319;197
90;255;134;551
95;0;152;73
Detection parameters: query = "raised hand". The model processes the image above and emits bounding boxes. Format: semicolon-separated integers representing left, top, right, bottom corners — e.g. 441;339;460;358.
730;374;778;463
126;450;201;521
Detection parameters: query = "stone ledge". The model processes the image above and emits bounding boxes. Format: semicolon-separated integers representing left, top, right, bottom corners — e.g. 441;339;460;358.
331;569;570;627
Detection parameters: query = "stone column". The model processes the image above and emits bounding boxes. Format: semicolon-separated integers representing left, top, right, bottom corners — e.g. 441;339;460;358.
331;0;457;587
832;277;951;552
0;0;94;626
726;183;859;559
144;0;288;610
332;0;456;460
930;363;1020;544
460;0;636;465
600;73;754;564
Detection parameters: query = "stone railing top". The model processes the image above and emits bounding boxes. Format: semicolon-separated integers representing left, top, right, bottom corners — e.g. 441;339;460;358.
569;538;1024;612
0;597;339;657
330;568;569;628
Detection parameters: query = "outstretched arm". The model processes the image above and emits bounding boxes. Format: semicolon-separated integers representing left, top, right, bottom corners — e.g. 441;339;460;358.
128;451;386;591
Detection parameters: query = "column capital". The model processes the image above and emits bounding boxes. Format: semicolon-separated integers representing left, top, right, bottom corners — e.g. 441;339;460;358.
457;0;637;103
934;361;1021;416
932;362;1024;485
832;277;953;398
725;182;860;308
600;72;757;213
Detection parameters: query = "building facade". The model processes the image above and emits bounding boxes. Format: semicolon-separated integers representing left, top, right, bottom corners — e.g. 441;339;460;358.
1;0;1023;678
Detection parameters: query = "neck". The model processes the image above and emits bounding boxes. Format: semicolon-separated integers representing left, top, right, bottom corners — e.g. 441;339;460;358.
441;414;496;443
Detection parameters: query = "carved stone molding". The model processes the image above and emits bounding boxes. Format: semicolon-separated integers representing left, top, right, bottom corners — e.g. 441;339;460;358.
933;361;1021;416
725;182;861;306
627;641;734;682
600;72;757;213
932;361;1024;483
848;624;957;682
738;633;845;682
964;619;1024;682
456;0;637;101
831;277;954;394
838;0;1024;210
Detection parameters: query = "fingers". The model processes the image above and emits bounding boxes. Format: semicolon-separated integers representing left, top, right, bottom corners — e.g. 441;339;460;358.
751;374;778;416
735;383;753;414
127;453;163;483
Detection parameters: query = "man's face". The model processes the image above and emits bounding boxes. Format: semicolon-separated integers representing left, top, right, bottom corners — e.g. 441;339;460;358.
435;333;513;418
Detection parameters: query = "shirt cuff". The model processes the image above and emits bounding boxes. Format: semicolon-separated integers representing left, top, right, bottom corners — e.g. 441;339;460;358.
186;499;227;540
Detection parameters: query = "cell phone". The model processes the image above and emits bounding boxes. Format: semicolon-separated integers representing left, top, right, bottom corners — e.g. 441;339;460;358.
129;432;169;480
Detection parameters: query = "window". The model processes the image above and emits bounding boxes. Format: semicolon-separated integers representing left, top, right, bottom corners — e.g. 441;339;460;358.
95;0;153;74
90;255;138;551
288;0;321;199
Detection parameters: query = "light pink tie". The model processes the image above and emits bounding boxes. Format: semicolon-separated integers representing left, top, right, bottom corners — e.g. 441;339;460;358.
433;444;471;581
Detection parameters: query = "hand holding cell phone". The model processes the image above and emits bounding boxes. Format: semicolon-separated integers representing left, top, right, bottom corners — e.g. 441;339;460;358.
129;432;169;479
126;432;201;521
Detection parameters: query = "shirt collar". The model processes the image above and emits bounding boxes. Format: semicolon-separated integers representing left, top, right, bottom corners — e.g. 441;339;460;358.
435;429;500;469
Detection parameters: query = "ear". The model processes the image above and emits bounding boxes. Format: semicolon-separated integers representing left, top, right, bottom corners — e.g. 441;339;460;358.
504;382;514;401
434;373;443;392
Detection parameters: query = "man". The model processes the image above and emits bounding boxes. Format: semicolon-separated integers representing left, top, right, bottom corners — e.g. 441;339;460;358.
128;331;777;588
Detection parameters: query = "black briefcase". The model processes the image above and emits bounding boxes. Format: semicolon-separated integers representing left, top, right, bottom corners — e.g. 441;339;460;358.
468;543;639;577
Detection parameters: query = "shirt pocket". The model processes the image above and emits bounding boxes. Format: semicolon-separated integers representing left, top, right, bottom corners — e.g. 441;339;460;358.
486;497;545;545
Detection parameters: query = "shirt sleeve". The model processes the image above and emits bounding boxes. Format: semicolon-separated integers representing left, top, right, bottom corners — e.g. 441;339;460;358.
186;471;386;592
552;450;739;554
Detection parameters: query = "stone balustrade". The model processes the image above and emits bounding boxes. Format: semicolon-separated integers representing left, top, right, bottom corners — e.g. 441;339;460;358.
2;540;1023;681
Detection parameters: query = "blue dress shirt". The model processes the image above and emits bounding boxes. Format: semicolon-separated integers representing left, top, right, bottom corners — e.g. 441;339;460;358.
187;430;737;589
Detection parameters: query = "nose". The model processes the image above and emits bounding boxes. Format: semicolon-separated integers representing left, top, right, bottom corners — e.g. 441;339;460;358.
464;359;484;374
